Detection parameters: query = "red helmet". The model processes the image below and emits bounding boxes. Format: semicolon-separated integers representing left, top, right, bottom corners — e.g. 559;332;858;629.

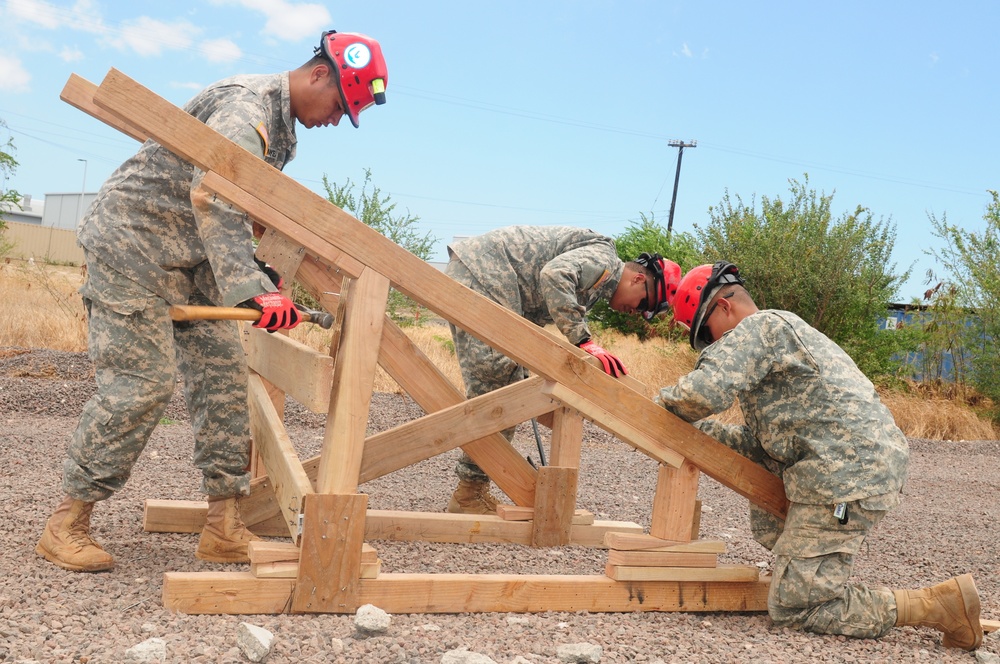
673;261;744;350
316;30;388;128
635;253;683;320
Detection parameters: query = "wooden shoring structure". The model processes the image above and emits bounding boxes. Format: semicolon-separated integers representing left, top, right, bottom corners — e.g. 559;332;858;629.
61;70;788;615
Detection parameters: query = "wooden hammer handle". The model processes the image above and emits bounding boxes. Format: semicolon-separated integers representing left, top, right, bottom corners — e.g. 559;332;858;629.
168;305;333;329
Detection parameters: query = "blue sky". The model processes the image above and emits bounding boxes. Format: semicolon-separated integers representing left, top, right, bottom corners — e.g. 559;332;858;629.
1;0;996;302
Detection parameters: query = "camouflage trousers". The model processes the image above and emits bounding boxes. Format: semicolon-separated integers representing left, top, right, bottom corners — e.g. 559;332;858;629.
695;419;897;638
445;257;523;482
63;253;252;502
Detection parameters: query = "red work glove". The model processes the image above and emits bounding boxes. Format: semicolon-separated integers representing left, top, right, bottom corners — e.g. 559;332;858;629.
246;292;301;332
577;339;627;377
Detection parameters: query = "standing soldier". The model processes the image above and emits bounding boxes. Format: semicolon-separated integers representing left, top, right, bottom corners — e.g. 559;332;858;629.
36;30;389;571
654;261;982;650
445;225;681;513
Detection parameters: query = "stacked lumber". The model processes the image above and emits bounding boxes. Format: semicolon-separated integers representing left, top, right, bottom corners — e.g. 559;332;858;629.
248;541;381;580
603;532;759;582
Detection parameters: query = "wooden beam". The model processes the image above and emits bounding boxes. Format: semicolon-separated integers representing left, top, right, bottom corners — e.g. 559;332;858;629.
59;74;149;143
247;375;313;540
291;493;368;613
163;572;770;614
360;376;556;483
248;541;377;565
605;564;760;583
317;267;389;494
606;550;717;568
531;467;578;547
496;506;594;525
246;331;333;414
604;532;727;553
84;69;788;520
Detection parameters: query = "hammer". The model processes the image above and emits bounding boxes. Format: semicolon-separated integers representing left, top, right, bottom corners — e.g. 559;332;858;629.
169;304;335;329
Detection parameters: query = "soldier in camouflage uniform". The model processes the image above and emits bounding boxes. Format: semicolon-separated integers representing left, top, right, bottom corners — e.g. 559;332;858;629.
445;225;681;513
653;261;983;650
36;30;389;572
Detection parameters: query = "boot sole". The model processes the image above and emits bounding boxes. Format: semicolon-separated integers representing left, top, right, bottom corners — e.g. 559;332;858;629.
943;574;983;650
35;543;114;572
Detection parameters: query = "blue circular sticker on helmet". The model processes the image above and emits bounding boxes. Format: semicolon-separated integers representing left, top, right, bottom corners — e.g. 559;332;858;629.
344;43;372;69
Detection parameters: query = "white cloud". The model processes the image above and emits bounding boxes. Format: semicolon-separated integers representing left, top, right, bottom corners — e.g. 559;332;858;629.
681;43;693;58
930;52;940;65
105;16;200;56
7;0;61;29
59;46;85;62
0;53;31;93
200;37;242;63
210;0;331;41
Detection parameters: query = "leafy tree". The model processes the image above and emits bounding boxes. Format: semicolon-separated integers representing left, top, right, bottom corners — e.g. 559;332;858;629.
926;190;1000;408
322;168;437;323
694;175;914;379
589;213;703;340
0;120;20;258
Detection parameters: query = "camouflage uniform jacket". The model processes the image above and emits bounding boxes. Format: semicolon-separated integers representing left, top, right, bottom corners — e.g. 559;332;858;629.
77;73;297;307
448;225;623;345
655;310;909;505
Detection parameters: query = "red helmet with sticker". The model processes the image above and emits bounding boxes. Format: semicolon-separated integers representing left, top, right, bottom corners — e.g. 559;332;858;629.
673;261;744;350
634;253;683;320
316;30;388;128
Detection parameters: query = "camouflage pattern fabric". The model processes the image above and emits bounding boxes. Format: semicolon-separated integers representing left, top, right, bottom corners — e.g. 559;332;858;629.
77;73;296;307
64;73;298;501
446;226;624;479
65;253;252;500
655;309;909;639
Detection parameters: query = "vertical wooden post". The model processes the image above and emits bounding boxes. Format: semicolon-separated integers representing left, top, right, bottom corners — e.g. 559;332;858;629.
548;406;584;468
650;459;700;543
317;267;390;494
531;466;578;547
291;493;367;613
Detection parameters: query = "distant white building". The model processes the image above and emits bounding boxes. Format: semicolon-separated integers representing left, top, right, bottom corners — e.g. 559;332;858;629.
1;193;44;225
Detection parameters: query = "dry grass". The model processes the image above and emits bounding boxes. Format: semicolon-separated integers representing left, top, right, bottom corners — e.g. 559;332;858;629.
2;260;996;441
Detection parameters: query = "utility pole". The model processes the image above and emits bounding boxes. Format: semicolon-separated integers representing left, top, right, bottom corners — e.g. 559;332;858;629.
666;139;696;235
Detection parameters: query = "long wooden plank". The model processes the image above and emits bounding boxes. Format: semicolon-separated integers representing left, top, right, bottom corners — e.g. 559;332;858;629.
85;69;788;520
496;506;594;525
247;374;314;539
247;331;333;413
606;550;717;568
605;564;759;583
248;541;378;565
318;267;389;494
605;533;727;553
163;572;770;614
59;73;149;143
360;376;556;483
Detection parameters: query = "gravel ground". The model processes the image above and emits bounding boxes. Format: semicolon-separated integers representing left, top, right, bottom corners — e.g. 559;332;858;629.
0;347;998;663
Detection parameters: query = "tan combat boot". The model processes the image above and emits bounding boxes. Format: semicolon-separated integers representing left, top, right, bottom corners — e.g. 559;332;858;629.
894;574;983;650
195;495;260;563
35;497;115;572
447;479;500;515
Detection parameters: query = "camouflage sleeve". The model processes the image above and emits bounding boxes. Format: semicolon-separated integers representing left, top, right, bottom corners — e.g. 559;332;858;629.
539;244;618;345
190;100;276;307
654;314;782;422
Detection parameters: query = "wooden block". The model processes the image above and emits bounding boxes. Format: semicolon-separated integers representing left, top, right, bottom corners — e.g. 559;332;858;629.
164;571;770;615
650;460;699;543
248;540;300;564
532;466;578;547
253;559;381;580
548;406;584;468
496;505;594;525
144;499;206;533
291;493;368;613
606;550;718;568
604;532;727;553
604;563;760;583
982;619;1000;633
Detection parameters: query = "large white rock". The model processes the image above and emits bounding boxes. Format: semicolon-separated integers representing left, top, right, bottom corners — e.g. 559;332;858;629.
124;637;167;662
237;622;275;663
354;603;392;634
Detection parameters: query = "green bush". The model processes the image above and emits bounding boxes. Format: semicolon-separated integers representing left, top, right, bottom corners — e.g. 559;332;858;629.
693;175;915;380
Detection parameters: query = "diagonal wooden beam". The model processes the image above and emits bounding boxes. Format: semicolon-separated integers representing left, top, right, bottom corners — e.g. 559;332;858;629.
81;69;787;519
